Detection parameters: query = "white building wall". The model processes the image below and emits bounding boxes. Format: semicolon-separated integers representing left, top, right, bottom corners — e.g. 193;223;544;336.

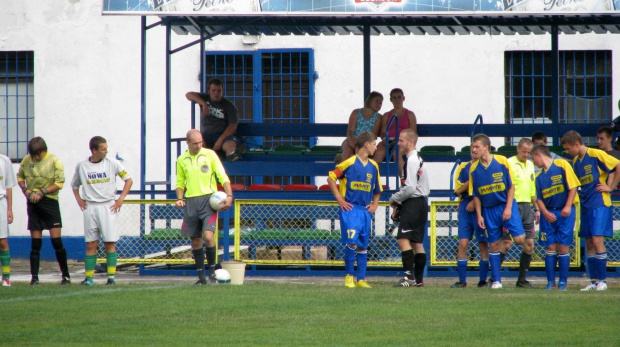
1;0;618;237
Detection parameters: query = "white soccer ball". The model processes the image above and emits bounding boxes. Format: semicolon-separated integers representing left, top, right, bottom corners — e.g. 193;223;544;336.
209;191;227;211
214;268;231;284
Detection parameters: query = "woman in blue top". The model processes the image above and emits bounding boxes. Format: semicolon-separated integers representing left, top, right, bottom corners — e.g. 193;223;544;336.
339;91;383;162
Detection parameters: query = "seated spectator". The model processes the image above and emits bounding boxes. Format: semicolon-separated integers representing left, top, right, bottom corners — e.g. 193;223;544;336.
374;88;417;176
186;78;245;162
337;91;383;162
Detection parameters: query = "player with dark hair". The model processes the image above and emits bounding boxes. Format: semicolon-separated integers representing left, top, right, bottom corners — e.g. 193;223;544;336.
596;126;620;160
531;145;579;291
17;137;71;285
175;129;234;285
338;91;383;162
72;136;133;286
561;130;620;291
502;138;538;288
391;129;429;287
451;147;490;288
186;78;245;162
328;131;382;288
374;88;417;175
469;134;526;289
0;152;16;286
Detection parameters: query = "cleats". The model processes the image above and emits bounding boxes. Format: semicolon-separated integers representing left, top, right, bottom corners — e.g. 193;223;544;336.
516;280;534;289
208;274;219;285
355;280;371;288
2;278;10;287
491;281;503;289
545;283;557;290
393;278;418;287
558;282;567;291
80;278;94;286
60;277;71;285
580;283;598;291
477;280;489;288
451;281;467;288
30;277;39;286
345;274;355;288
226;144;246;162
596;282;607;291
106;278;116;286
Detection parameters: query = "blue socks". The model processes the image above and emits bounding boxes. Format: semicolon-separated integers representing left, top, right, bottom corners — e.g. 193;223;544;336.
545;251;558;284
596;252;607;282
490;252;501;283
457;259;467;283
344;245;356;276
356;250;368;280
558;253;569;285
479;259;489;282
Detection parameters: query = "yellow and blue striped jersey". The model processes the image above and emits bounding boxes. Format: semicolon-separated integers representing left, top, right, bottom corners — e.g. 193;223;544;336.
571;148;619;209
535;159;580;209
468;154;514;208
329;155;382;207
454;161;473;203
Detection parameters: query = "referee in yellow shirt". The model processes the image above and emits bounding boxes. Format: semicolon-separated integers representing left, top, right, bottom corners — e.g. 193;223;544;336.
503;138;539;288
175;129;234;285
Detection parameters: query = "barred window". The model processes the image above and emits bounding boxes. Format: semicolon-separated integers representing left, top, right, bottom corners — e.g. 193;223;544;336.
1;51;34;161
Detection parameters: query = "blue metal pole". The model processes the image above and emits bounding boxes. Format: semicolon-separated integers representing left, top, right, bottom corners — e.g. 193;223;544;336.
551;26;560;145
140;16;147;199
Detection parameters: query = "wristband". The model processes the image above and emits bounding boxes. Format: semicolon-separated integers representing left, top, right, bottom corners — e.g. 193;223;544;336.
21;186;27;193
41;187;48;195
227;195;233;199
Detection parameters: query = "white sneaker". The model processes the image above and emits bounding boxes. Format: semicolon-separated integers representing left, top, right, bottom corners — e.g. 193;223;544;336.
1;278;11;287
595;282;607;291
580;283;598;291
491;281;503;289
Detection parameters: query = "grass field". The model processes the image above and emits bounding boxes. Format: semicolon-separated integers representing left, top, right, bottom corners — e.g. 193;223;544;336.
2;281;619;346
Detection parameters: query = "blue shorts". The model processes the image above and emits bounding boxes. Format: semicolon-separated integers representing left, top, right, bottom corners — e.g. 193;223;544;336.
339;205;371;249
539;207;575;247
482;201;524;243
458;201;487;242
579;205;613;238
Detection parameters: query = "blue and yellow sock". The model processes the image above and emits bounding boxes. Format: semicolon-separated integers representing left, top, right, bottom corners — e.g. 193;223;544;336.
586;255;597;283
1;250;10;280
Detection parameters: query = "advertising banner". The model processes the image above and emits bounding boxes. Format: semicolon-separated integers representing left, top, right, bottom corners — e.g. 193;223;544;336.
102;0;619;13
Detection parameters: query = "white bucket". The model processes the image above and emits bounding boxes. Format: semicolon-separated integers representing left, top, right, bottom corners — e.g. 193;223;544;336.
221;261;247;285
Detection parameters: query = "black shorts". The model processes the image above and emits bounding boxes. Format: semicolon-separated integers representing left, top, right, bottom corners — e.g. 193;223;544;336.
27;197;62;231
396;197;428;243
202;132;242;150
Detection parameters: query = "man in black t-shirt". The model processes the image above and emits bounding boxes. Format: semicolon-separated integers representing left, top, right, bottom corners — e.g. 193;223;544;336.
186;78;245;162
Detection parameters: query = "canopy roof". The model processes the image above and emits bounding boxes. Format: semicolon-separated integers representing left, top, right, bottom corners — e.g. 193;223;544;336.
152;12;620;36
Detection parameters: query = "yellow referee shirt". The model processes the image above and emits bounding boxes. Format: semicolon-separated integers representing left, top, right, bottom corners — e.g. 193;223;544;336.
176;148;230;198
508;155;536;203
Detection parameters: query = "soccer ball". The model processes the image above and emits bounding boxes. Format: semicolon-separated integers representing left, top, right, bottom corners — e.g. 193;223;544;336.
214;269;231;284
209;191;227;210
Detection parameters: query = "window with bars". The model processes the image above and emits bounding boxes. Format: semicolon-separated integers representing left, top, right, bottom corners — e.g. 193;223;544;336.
205;49;314;149
1;51;34;161
504;50;612;145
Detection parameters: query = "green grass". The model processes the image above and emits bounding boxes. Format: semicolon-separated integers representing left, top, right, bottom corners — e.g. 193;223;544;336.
1;281;619;346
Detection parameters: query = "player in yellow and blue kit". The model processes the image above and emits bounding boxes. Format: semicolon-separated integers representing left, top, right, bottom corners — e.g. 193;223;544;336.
531;145;580;291
328;132;382;288
469;134;526;289
561;131;620;291
451;148;490;288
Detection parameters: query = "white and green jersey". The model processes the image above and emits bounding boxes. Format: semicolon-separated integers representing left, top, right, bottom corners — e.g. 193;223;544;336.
71;157;130;203
0;154;16;199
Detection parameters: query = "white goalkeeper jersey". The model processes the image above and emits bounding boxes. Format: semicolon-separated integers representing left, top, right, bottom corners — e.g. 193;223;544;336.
71;156;130;203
